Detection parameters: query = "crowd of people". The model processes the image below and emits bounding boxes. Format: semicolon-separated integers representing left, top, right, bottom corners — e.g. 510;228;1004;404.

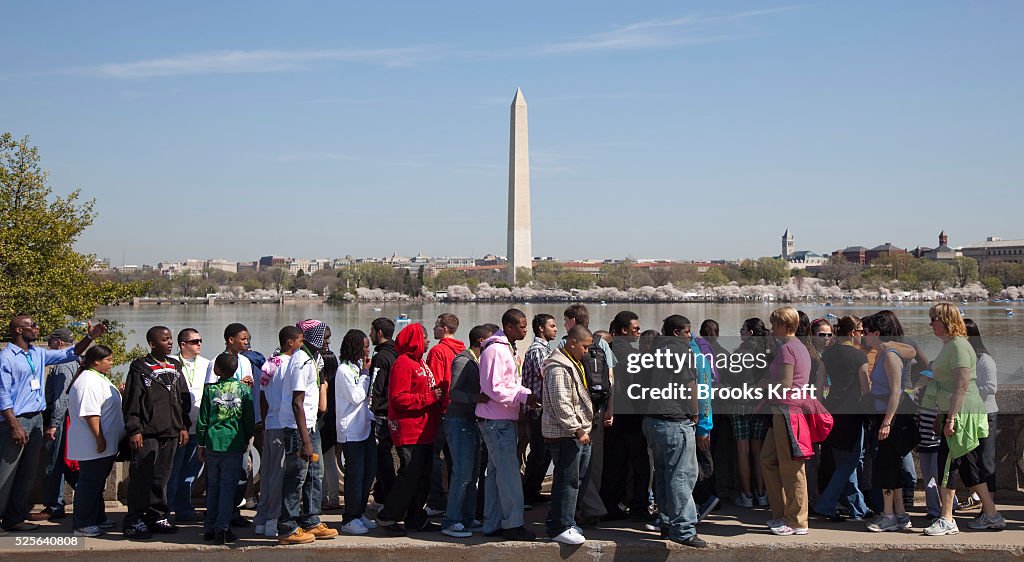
0;302;1007;547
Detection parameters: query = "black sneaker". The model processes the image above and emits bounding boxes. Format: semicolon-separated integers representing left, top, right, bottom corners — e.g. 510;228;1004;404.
382;523;407;536
218;529;237;544
45;507;67;520
123;520;152;540
697;496;720;523
673;535;708;548
501;526;536;541
229;514;252;528
148;518;178;534
203;529;216;541
601;507;629;522
483;528;504;538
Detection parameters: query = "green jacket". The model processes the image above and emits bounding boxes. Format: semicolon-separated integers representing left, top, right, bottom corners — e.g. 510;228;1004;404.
197;378;255;453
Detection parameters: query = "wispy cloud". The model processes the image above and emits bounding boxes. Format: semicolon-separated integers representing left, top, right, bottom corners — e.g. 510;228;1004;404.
87;47;436;79
533;6;795;55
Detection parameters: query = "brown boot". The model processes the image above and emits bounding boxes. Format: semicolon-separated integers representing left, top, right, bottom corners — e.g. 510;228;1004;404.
304;523;339;539
278;527;315;545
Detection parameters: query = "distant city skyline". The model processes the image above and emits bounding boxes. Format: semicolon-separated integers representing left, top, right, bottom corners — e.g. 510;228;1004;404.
4;1;1021;263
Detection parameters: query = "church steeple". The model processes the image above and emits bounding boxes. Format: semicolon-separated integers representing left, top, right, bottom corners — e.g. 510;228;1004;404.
782;229;794;259
939;230;948;247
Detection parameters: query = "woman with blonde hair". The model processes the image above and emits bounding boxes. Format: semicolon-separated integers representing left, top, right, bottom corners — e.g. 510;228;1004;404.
922;303;1004;535
761;307;812;536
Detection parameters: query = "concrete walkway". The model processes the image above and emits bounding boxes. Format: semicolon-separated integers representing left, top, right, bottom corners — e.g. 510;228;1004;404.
2;499;1023;561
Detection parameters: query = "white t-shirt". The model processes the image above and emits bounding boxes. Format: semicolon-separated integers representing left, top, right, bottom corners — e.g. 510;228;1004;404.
67;369;125;462
260;355;291;430
175;354;211;434
334;361;372;443
206;353;260;423
278;349;319;430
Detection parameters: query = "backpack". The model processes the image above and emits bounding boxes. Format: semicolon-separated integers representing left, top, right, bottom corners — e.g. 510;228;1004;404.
582;343;610;411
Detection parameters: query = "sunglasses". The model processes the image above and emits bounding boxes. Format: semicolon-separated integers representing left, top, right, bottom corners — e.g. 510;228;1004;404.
182;339;203;345
20;322;39;329
816;332;833;338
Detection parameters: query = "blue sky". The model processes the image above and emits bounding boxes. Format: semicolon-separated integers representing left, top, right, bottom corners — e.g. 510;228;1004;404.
3;1;1021;264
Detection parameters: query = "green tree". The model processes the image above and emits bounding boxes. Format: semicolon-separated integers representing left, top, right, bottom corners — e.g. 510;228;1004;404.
914;259;954;290
702;267;729;287
515;267;534;287
950;257;979;287
981;276;1002;295
0;133;143;363
290;269;308;291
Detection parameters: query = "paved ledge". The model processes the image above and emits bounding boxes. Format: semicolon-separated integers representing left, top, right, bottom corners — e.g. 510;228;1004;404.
3;501;1023;561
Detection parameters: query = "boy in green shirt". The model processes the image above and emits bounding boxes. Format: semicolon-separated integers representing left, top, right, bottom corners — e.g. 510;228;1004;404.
197;353;255;543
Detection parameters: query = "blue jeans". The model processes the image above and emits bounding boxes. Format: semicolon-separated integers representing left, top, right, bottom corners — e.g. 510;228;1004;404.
0;415;45;528
278;427;323;535
205;450;244;531
73;455;114;530
477;419;525;533
814;427;869;518
546;437;591;536
443;416;481;529
341;435;377;523
166;437;200;516
42;422;68;511
643;417;698;541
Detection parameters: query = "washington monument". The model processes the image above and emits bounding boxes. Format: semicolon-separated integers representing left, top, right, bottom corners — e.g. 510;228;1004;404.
507;88;532;284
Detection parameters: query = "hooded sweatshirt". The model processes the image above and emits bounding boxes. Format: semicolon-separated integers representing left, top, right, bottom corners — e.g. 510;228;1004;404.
370;340;398;418
426;337;466;411
476;330;531;421
122;355;192;439
387;323;441;446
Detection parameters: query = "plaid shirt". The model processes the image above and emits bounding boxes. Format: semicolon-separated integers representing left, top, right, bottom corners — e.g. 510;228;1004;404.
541;348;594;439
522;336;552;413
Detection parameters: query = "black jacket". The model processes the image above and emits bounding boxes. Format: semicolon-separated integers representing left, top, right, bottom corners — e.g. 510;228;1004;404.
645;336;698;421
123;355;191;439
369;340;398;417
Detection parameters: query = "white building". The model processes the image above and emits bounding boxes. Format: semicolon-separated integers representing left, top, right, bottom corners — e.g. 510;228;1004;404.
962;236;1024;264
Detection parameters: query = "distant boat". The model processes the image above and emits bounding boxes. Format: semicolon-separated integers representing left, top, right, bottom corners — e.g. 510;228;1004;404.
1007;309;1015;317
825;313;838;320
600;301;608;306
372;307;382;312
845;301;854;305
824;302;833;307
961;299;968;305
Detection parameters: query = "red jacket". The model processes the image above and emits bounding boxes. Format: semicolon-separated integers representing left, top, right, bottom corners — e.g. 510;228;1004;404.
426;337;466;411
387;323;441;446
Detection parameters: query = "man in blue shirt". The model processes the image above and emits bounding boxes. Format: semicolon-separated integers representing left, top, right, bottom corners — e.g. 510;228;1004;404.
0;315;105;533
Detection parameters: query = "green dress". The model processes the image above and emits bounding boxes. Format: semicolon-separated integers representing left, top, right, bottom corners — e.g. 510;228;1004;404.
922;337;988;486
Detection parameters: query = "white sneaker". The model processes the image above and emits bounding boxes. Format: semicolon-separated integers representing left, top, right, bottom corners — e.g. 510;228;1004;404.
734;494;754;508
360;515;378;529
442;523;472;538
74;526;103;537
552;527;586;545
766;518;785;529
425;507;445;517
263;519;278;537
341;519;369;535
924;517;959;536
771;525;808;536
756;491;769;507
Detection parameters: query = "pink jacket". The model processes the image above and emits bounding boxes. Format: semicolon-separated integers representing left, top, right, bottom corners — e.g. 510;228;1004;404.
475;331;531;421
758;397;834;459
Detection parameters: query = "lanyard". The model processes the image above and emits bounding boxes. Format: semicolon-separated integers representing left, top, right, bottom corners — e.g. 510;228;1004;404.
24;351;36;376
566;352;587;388
181;357;200;389
468;349;479;363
